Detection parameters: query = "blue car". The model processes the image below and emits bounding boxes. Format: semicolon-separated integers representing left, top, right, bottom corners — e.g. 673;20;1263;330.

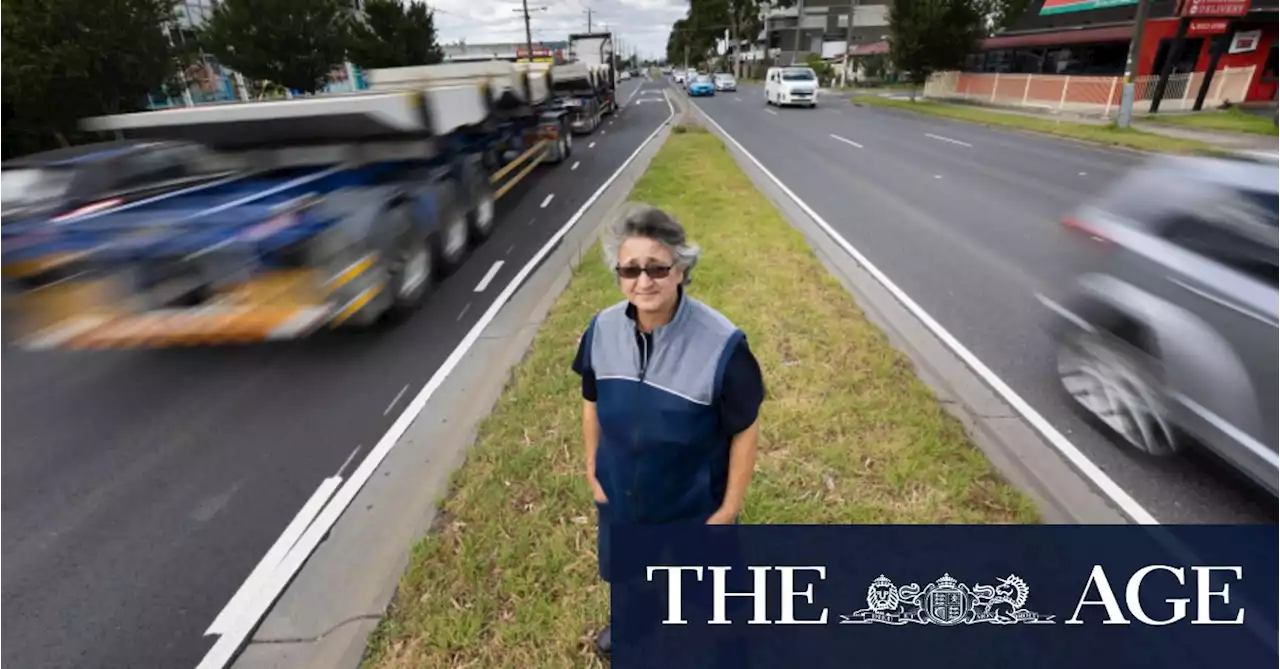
688;74;716;97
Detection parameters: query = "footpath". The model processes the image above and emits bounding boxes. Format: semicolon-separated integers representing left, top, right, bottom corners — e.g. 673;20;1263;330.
359;93;1041;669
852;93;1278;156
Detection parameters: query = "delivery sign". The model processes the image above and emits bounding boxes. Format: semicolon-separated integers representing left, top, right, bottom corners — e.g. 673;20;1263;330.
1039;0;1139;15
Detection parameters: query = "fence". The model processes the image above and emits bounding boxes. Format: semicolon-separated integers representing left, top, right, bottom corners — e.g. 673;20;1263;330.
923;67;1257;118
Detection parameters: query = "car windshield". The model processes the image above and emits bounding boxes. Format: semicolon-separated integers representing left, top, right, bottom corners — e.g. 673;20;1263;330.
0;167;76;210
781;69;816;82
695;75;712;84
716;74;734;81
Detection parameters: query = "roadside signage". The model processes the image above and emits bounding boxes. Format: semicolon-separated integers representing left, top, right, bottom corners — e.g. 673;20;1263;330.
1179;0;1251;17
1187;18;1231;35
1039;0;1137;16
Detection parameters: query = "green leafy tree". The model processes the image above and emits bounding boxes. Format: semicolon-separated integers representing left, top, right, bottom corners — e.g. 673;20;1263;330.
201;0;354;94
2;0;184;157
347;0;444;70
981;0;1035;33
888;0;986;96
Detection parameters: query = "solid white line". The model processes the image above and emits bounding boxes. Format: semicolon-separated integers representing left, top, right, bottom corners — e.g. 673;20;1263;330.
572;161;580;170
474;260;505;292
765;109;779;115
203;476;342;636
926;132;973;147
195;91;677;669
540;194;554;208
383;384;410;416
830;134;864;149
690;100;1158;526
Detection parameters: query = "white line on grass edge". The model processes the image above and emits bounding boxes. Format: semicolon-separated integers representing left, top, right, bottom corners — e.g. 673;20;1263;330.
688;100;1159;526
196;92;677;669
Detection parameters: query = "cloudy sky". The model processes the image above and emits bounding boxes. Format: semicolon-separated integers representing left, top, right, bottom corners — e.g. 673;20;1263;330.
428;0;689;61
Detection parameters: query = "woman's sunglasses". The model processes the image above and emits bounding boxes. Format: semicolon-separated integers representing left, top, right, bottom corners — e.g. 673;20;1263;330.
615;265;672;280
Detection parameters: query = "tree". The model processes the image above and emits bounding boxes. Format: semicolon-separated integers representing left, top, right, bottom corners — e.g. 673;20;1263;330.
888;0;986;97
2;0;184;156
347;0;444;70
201;0;354;94
981;0;1035;34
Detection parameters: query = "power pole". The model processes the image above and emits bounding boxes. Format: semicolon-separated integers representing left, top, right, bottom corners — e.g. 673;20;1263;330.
843;0;859;87
793;0;805;65
585;7;592;31
512;1;547;63
1115;0;1151;129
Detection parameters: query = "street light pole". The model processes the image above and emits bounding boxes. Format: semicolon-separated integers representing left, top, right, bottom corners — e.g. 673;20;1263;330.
1116;0;1151;129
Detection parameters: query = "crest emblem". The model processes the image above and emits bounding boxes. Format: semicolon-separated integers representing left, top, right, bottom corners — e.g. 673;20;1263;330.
840;573;1055;626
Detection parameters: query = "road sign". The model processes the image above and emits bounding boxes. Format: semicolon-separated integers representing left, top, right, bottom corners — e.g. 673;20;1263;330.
1180;0;1250;17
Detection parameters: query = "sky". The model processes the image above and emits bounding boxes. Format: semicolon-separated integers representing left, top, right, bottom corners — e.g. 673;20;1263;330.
428;0;690;61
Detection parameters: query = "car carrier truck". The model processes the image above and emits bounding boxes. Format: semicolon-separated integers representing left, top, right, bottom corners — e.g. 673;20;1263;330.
0;61;572;350
566;32;618;122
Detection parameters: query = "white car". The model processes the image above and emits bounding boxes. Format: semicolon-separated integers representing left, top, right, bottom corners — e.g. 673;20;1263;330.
713;73;737;91
764;66;819;108
673;71;686;84
620;71;632;81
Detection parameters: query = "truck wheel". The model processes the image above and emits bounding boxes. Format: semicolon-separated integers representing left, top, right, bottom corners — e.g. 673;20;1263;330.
468;178;497;243
438;205;470;271
382;234;434;324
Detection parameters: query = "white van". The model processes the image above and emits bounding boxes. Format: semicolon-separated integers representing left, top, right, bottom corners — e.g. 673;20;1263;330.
764;66;819;108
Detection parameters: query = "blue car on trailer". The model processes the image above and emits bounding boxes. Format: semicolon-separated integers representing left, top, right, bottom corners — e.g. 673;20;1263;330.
0;61;572;350
687;74;716;97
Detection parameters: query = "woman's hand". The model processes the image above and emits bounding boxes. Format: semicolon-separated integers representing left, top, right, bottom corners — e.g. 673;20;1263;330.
589;475;609;504
706;507;737;525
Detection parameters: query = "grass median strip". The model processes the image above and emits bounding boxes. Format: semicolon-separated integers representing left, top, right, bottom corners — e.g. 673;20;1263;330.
1143;107;1279;137
851;95;1221;155
363;128;1038;669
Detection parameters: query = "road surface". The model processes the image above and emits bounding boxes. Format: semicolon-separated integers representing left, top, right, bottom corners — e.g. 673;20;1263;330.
0;78;672;669
686;81;1275;526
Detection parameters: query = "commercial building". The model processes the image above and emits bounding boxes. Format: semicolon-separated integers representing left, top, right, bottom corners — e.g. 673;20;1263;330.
761;0;892;65
962;0;1274;104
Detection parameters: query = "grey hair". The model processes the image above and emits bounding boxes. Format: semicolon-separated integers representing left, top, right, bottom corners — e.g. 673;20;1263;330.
600;203;702;286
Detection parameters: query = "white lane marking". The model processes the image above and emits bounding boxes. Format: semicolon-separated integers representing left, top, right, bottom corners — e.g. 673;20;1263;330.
766;108;779;115
194;91;678;669
505;244;515;256
456;301;471;321
335;445;363;478
690;100;1158;526
527;217;536;226
602;129;607;135
589;141;597;149
203;477;342;636
926;132;973;147
572;161;580;171
934;175;942;179
540;194;555;208
383;384;410;416
474;260;505;292
1079;171;1087;176
735;96;742;102
830;134;864;149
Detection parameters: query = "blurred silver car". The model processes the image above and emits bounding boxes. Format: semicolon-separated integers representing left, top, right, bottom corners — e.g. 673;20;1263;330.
1040;152;1278;497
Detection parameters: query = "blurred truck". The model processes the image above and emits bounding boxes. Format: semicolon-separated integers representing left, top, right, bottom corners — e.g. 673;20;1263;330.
1;61;572;350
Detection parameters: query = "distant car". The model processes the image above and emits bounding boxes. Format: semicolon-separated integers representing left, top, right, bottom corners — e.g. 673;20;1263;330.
620;71;632;81
764;66;819;108
713;73;737;92
673;71;686;84
688;74;716;97
1;140;221;226
1040;153;1279;498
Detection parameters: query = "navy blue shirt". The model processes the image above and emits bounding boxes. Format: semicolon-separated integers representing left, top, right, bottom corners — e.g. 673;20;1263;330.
572;301;765;436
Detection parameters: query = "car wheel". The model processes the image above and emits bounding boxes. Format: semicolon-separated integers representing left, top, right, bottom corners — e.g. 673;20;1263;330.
1056;328;1179;456
467;177;497;243
382;233;434;324
439;206;470;271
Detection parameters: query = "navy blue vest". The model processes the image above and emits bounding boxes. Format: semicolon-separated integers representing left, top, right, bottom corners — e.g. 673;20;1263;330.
585;295;744;524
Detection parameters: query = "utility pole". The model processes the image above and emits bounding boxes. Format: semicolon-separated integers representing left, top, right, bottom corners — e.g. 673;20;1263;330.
842;0;859;87
792;0;805;65
585;7;592;31
1115;0;1151;129
512;1;547;63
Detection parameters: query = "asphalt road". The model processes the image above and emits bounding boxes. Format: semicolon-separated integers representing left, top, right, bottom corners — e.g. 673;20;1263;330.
0;77;670;669
686;81;1275;525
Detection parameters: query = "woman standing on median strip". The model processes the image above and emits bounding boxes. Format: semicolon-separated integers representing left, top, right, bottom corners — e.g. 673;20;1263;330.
571;203;766;660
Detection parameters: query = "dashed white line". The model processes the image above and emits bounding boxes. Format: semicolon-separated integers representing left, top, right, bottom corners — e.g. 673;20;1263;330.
474;260;504;292
571;161;580;170
505;244;515;256
335;445;363;477
588;141;596;148
735;96;742;102
1078;171;1087;176
765;109;779;115
829;134;864;149
934;175;943;179
383;386;409;416
540;193;555;208
456;302;471;321
925;133;973;147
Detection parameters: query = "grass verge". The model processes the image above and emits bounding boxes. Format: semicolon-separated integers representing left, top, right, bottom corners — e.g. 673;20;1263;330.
363;128;1039;669
1143;107;1279;137
851;95;1221;155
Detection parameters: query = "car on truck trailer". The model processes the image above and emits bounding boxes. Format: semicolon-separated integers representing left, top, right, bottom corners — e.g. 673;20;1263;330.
0;61;571;351
568;32;618;116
